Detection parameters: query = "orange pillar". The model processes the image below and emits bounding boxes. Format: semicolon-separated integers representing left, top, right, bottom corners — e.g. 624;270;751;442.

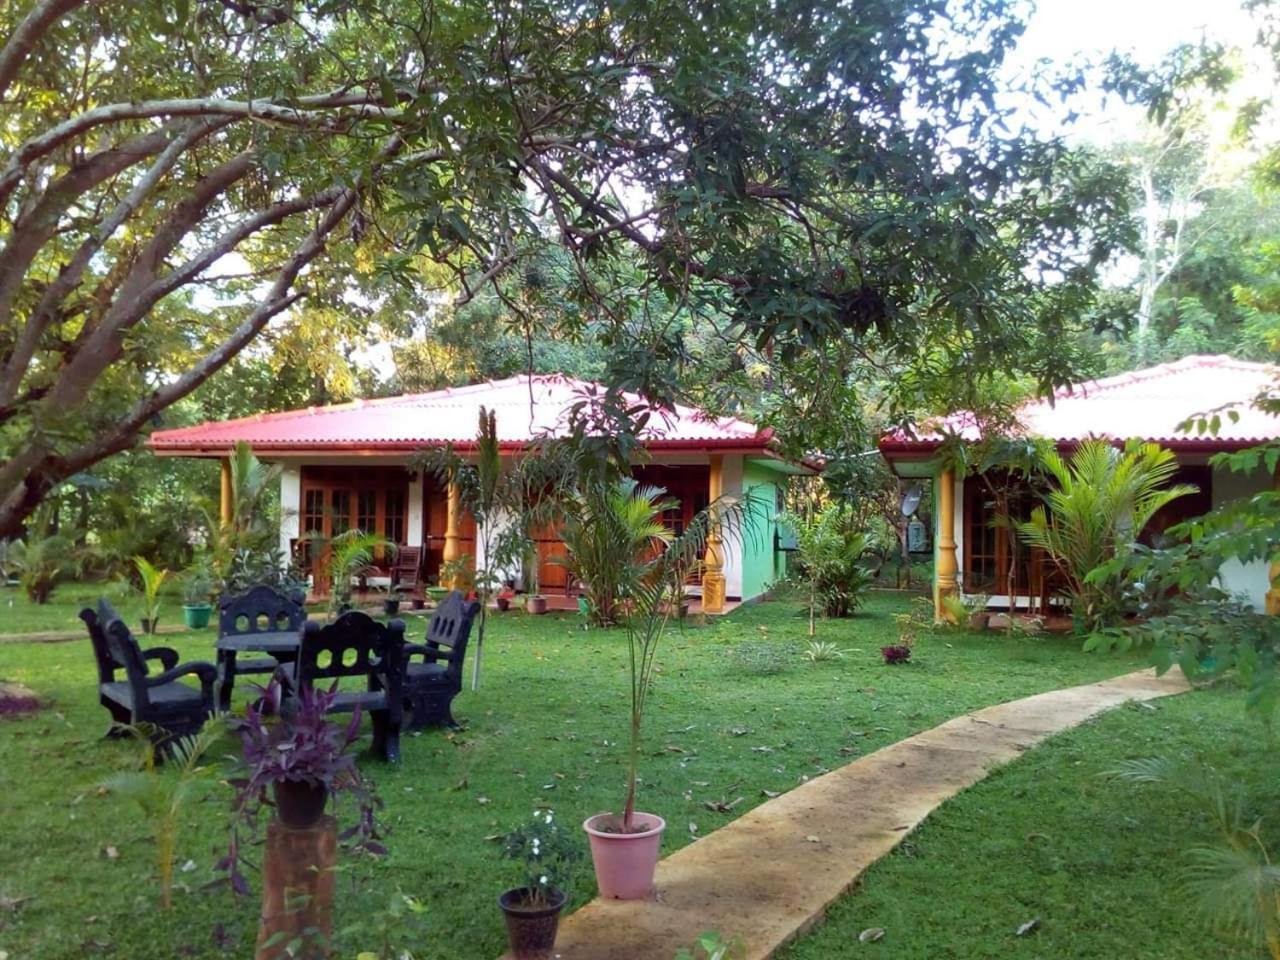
442;481;462;589
934;467;959;622
702;455;726;613
219;458;233;527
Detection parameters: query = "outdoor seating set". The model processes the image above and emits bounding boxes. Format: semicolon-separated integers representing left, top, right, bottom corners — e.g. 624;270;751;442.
80;585;481;756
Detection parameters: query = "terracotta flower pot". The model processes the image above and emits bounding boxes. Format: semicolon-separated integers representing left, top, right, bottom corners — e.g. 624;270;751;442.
273;779;328;829
583;812;666;899
498;886;566;960
526;595;548;615
383;598;400;616
496;596;511;612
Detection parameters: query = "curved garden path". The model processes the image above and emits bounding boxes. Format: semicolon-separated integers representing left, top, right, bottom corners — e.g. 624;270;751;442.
502;667;1190;960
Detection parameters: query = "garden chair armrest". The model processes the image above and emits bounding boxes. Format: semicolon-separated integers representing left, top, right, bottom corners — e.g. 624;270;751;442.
404;642;450;664
142;646;179;671
146;660;218;697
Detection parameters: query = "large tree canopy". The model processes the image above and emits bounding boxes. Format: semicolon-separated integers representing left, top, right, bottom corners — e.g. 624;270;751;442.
0;0;1131;537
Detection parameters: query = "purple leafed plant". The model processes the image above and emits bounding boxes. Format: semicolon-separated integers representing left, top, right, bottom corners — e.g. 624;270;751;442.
218;678;385;895
880;644;913;665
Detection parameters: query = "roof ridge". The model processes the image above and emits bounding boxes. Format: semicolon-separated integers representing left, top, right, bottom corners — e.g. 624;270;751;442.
1051;354;1272;402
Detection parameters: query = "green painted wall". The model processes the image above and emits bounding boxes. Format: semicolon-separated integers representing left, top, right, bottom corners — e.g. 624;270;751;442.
741;459;786;599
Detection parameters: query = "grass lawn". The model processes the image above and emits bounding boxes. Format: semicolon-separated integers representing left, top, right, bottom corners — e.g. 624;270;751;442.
0;585;1192;960
779;681;1273;960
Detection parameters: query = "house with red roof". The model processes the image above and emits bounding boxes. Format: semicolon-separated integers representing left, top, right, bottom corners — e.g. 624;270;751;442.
879;355;1280;617
149;374;811;608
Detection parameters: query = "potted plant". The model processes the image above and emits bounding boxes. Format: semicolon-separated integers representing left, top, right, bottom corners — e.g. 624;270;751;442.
181;558;215;629
382;586;403;617
498;808;581;960
582;482;749;899
495;585;516;612
133;556;170;634
220;678;386;896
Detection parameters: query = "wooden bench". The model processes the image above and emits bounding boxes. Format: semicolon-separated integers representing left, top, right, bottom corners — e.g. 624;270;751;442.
403;590;480;730
81;599;217;747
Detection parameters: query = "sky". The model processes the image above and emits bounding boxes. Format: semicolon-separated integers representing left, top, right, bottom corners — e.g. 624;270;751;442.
1008;0;1263;142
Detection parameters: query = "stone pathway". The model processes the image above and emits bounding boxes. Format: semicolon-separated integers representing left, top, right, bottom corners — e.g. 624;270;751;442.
505;668;1189;960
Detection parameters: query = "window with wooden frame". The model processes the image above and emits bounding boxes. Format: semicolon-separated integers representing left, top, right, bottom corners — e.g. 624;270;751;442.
962;474;1039;596
298;466;412;574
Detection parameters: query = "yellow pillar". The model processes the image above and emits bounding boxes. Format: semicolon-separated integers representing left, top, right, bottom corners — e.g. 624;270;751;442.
934;467;960;622
442;480;462;589
702;455;726;614
1267;470;1280;615
219;458;233;527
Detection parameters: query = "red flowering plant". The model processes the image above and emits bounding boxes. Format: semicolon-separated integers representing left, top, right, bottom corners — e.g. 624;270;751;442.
218;677;386;895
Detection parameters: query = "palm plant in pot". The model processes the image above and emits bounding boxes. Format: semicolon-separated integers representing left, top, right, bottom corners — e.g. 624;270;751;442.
133;556;170;634
181;556;215;629
220;678;385;896
498;808;582;959
582;482;753;899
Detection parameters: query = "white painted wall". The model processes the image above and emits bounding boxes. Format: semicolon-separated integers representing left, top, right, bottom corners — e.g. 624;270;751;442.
279;466;301;559
406;473;424;548
475;506;522;587
1213;463;1271;609
721;454;745;599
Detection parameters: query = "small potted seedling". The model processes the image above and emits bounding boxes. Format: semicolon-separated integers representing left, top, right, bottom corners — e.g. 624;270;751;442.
133;556;169;635
181;558;215;630
382;586;403;617
498;809;580;960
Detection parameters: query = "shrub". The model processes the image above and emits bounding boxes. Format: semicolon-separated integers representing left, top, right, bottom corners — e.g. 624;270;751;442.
790;505;875;631
1018;440;1195;634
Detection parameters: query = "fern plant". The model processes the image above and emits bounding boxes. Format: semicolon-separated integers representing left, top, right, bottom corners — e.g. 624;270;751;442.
1108;758;1280;959
1018;440;1196;633
100;718;229;909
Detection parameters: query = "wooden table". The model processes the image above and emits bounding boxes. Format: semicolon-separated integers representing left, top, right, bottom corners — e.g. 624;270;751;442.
214;630;302;710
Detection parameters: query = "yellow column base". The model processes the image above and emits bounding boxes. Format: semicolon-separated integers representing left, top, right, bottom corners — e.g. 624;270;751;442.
702;573;726;614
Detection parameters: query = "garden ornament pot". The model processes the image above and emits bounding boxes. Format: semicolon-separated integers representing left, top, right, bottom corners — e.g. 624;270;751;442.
182;603;212;629
583;812;666;899
273;780;329;829
498;886;566;960
383;598;400;616
526;595;548;615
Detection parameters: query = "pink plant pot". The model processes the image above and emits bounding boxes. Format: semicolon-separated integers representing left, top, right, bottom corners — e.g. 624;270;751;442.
582;812;666;900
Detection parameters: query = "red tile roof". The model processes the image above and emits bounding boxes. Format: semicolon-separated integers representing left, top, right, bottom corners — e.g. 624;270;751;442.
881;355;1280;455
149;374;774;455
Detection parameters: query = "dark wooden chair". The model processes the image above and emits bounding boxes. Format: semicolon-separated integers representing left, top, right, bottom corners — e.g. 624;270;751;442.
402;590;480;730
218;585;307;667
281;611;406;762
80;600;217;745
392;545;423;593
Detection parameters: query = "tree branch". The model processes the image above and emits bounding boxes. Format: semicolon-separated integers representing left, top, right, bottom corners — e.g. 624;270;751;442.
0;90;394;208
0;119;232;409
0;0;93;101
